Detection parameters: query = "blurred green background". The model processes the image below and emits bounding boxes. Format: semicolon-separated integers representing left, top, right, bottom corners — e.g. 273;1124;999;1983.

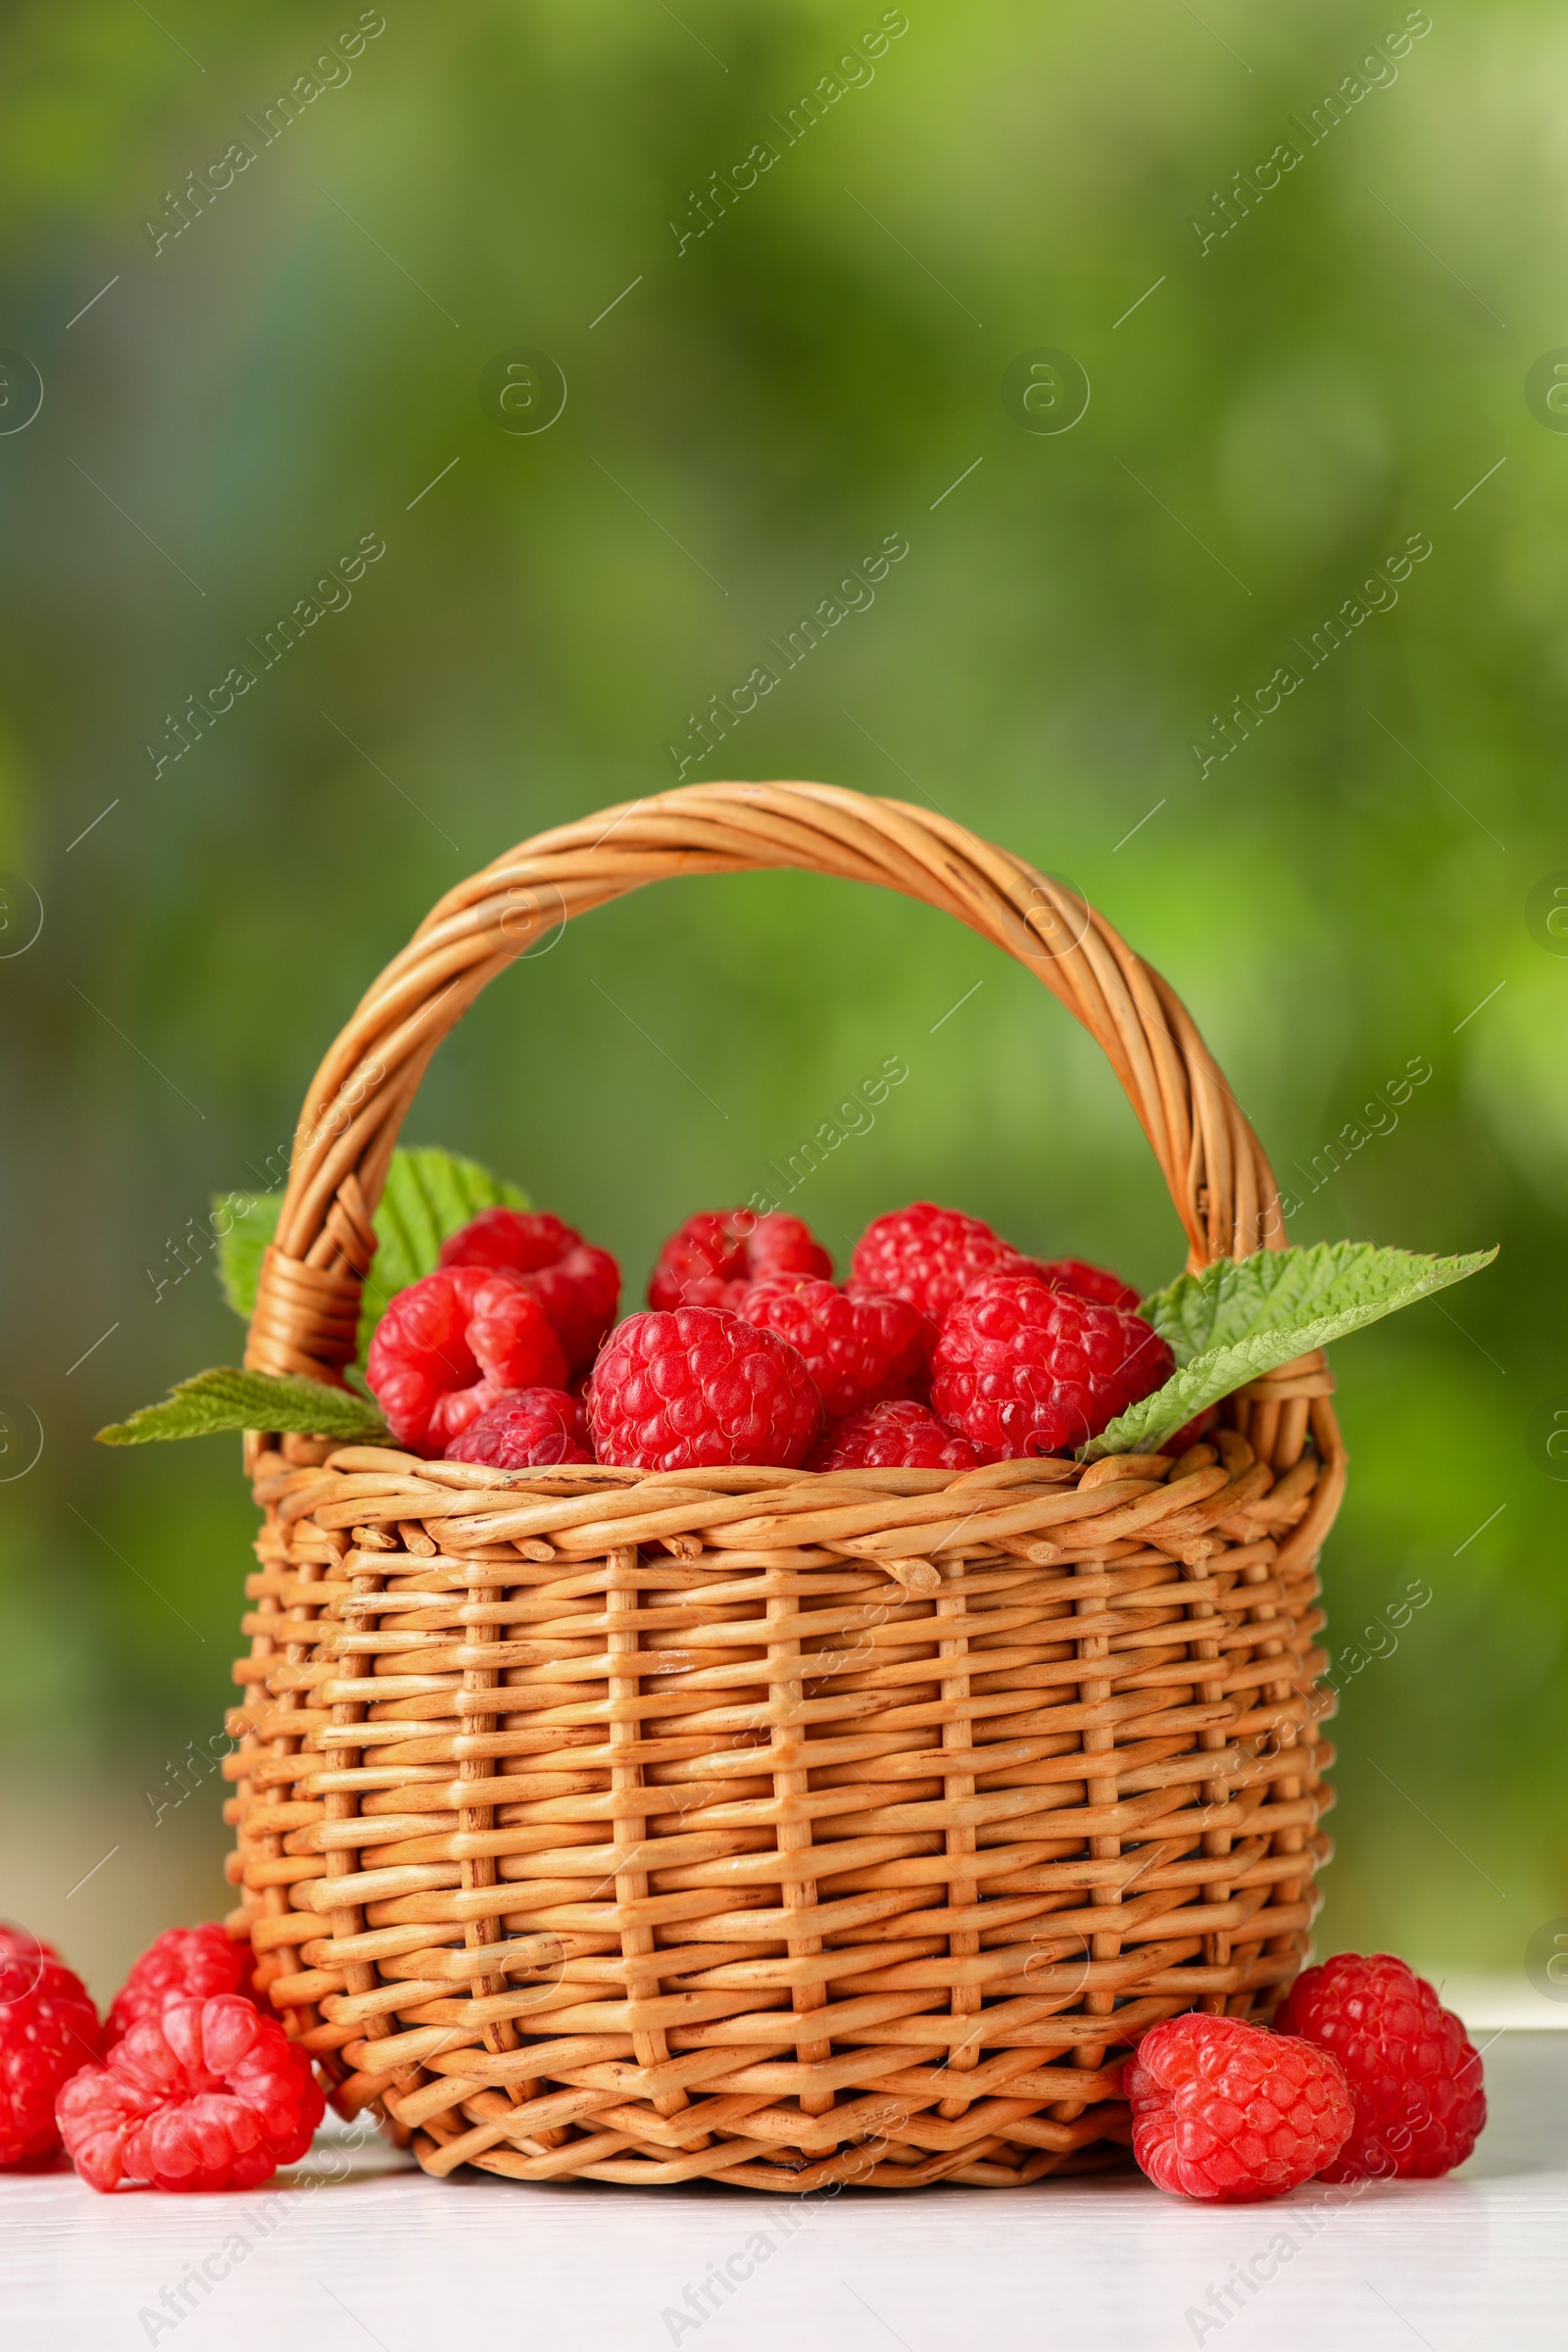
1;0;1563;2013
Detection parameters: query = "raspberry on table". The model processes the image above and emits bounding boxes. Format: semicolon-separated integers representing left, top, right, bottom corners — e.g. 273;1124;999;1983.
443;1386;592;1467
589;1306;820;1472
439;1208;619;1372
1275;1952;1487;2180
0;1929;101;2168
367;1264;567;1453
1030;1254;1142;1313
648;1209;831;1312
739;1274;929;1422
57;1994;324;2194
848;1202;1029;1327
1127;2011;1354;2202
105;1925;253;2049
809;1397;984;1472
931;1273;1174;1457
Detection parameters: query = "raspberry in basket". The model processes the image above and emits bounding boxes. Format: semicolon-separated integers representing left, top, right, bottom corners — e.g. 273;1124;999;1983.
648;1208;831;1311
810;1397;984;1471
367;1264;567;1452
848;1201;1028;1326
589;1306;820;1471
1275;1952;1487;2180
105;1924;253;2049
443;1386;592;1467
739;1274;929;1421
439;1207;619;1371
931;1272;1173;1457
1127;2011;1353;2201
0;1928;101;2167
57;1994;323;2193
1031;1254;1141;1313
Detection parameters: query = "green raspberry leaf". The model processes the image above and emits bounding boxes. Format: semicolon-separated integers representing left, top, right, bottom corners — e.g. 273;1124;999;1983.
215;1147;529;1360
213;1190;281;1319
1083;1239;1498;1460
96;1366;389;1446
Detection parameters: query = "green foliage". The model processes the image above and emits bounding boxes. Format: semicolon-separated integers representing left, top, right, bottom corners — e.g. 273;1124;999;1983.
1088;1242;1498;1456
96;1367;388;1446
214;1148;527;1361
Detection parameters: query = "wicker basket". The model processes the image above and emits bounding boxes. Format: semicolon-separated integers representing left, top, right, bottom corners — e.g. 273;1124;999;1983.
226;780;1344;2191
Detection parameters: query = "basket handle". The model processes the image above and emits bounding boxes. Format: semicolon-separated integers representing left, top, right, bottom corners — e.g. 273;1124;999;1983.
245;781;1285;1383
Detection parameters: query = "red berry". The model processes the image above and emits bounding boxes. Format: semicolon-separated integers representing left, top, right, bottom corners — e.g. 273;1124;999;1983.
0;1930;100;2167
439;1208;619;1373
589;1307;820;1472
809;1398;984;1472
1274;1952;1487;2180
1030;1254;1141;1313
443;1386;592;1467
441;1206;578;1273
1127;2011;1354;2202
739;1275;928;1422
848;1202;1028;1327
648;1209;832;1312
367;1265;567;1453
57;1994;324;2194
931;1273;1174;1457
105;1926;253;2050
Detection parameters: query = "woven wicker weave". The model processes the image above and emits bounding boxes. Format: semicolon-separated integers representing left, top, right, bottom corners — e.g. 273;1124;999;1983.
226;781;1343;2191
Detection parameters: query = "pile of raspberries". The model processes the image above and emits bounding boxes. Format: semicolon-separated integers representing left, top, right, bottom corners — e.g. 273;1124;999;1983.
0;1921;322;2193
365;1200;1186;1474
0;1923;1486;2198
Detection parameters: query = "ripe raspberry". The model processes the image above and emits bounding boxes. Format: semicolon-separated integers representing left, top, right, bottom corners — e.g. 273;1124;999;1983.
739;1275;928;1421
367;1264;567;1453
57;1994;323;2194
648;1209;832;1312
931;1273;1174;1458
589;1307;820;1472
1031;1254;1141;1313
439;1208;619;1372
1275;1952;1487;2180
1127;2011;1353;2202
443;1386;592;1467
848;1202;1029;1327
105;1926;253;2050
809;1398;984;1472
0;1930;100;2167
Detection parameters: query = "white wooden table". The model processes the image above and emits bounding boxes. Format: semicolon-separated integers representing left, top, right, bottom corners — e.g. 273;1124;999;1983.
4;2031;1562;2350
